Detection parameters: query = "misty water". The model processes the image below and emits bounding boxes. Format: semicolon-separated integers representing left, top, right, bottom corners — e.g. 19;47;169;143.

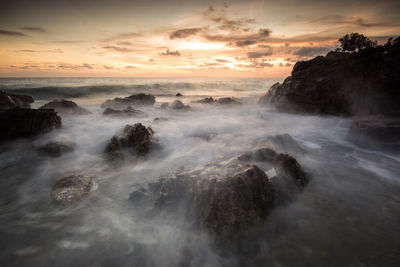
0;78;399;267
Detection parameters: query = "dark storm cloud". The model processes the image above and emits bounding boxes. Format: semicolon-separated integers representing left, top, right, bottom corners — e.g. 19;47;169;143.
160;49;181;56
103;46;133;53
169;28;202;39
0;29;26;37
19;27;47;33
293;46;332;57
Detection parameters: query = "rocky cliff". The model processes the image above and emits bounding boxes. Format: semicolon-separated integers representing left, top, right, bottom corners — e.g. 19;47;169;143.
259;39;400;117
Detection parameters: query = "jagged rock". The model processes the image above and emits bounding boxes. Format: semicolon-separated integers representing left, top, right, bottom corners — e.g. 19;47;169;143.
0;109;61;140
196;97;241;105
0;90;34;110
129;148;308;238
38;141;74;157
40;99;91;115
259;43;400;116
170;100;190;110
176;93;183;97
105;123;155;159
51;174;93;206
103;106;145;117
101;93;155;109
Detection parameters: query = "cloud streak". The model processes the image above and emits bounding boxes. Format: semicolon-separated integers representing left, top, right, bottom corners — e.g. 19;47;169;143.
0;29;26;37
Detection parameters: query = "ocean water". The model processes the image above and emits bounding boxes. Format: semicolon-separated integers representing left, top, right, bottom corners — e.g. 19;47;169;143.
0;78;399;267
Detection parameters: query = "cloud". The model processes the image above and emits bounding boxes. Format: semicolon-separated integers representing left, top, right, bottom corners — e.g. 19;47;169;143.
103;46;133;53
102;32;141;42
52;40;84;44
15;48;63;53
103;65;114;70
169;28;202;39
117;41;132;45
0;29;26;37
293;46;332;57
160;49;181;56
247;50;273;59
233;40;258;47
214;58;231;63
204;27;272;47
19;27;47;34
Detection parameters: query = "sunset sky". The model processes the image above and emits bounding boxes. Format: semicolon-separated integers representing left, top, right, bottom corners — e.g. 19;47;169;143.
0;0;399;77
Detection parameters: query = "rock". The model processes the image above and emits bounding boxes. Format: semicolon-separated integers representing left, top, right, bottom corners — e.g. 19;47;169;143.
0;109;61;140
170;100;190;110
101;93;155;109
348;116;400;150
259;43;400;116
160;103;169;109
38;141;74;157
0;90;34;110
40;99;91;115
51;174;93;206
129;148;308;238
196;97;241;105
176;93;183;97
153;117;168;122
105;123;155;159
103;106;145;117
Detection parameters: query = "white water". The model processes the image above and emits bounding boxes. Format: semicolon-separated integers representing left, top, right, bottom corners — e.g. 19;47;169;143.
0;78;399;267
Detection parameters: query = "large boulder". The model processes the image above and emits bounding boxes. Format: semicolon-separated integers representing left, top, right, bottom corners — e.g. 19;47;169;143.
105;123;155;159
0;90;34;110
38;141;74;157
170;100;190;110
101;93;155;109
51;174;93;206
259;43;400;116
39;99;91;115
129;148;308;238
0;109;61;140
103;106;145;117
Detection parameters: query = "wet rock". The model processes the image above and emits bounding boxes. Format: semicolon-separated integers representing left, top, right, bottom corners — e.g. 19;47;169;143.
259;44;400;116
105;123;155;159
40;99;91;115
51;174;93;206
130;148;308;238
0;108;61;140
0;90;34;110
101;93;155;109
103;106;145;117
176;92;183;97
196;97;241;105
170;100;190;110
38;141;74;157
348;116;400;150
153;117;168;122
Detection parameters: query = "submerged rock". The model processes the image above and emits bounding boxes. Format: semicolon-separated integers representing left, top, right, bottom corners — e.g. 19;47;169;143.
129;148;308;238
153;117;168;122
103;106;145;117
51;174;93;206
40;99;91;115
101;93;155;109
176;92;183;97
105;123;155;159
38;141;74;157
259;43;400;116
0;109;61;140
170;100;190;110
0;90;34;110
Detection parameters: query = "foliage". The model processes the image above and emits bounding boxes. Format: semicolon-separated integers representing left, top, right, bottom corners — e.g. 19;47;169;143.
339;33;377;52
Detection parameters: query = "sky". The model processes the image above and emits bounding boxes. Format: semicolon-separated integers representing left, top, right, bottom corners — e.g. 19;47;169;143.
0;0;399;77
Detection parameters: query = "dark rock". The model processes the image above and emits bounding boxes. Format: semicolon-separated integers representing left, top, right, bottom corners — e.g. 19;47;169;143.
196;97;241;105
40;99;91;115
38;141;74;157
103;106;145;117
348;116;400;150
129;148;308;238
51;174;93;206
0;109;61;140
105;123;155;159
101;93;155;109
153;117;168;122
259;44;400;116
0;90;34;110
176;93;183;97
170;100;190;110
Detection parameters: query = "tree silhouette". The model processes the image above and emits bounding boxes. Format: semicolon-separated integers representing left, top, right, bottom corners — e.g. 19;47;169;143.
339;33;377;52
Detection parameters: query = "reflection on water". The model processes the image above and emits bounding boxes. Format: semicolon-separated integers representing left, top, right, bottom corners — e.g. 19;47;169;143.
0;78;399;267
